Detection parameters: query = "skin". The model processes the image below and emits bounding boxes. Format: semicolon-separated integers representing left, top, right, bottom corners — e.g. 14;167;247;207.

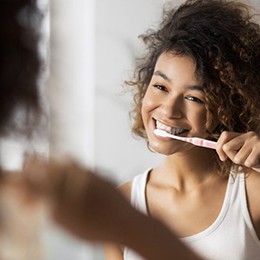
105;52;260;259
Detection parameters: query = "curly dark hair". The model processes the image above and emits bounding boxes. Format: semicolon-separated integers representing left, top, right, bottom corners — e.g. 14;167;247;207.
127;0;260;176
0;0;42;136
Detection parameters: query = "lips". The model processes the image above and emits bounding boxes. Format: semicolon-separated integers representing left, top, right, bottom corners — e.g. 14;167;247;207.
155;120;188;135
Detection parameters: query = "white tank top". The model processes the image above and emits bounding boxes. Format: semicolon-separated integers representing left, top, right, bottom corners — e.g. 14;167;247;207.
124;169;260;260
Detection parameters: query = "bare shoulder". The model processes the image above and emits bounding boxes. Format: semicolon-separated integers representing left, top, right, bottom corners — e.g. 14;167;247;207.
117;181;132;202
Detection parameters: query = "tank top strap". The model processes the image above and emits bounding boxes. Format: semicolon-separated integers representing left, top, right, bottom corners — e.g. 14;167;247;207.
131;168;151;214
234;172;260;245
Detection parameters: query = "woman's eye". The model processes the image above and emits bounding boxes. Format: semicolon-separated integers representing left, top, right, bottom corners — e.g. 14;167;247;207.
153;84;168;92
185;96;204;104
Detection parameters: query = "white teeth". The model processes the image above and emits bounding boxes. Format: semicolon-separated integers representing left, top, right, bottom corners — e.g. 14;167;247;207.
156;121;186;135
156;121;172;133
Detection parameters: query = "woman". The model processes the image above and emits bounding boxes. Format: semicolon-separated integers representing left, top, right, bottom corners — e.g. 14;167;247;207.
106;0;260;259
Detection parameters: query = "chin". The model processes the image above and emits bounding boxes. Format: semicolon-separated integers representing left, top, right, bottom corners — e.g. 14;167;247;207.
148;142;176;155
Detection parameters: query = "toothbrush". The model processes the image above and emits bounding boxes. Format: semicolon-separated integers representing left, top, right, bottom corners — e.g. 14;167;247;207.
154;129;217;150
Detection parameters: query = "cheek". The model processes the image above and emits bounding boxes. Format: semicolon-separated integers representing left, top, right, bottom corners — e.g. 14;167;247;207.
199;111;207;125
141;102;148;130
141;92;154;119
191;108;208;131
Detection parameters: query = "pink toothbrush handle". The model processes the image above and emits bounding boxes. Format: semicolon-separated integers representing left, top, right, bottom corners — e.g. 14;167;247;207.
191;138;217;149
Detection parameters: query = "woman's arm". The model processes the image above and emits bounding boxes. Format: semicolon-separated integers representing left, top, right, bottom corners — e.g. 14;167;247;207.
104;182;131;260
20;158;202;260
104;243;124;260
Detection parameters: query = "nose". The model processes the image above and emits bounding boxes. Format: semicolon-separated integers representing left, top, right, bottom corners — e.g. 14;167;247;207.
160;95;183;119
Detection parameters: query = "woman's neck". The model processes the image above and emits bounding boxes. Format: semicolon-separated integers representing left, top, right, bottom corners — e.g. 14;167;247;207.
154;147;220;191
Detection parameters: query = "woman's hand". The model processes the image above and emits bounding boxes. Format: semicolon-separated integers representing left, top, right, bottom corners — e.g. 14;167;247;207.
216;131;260;172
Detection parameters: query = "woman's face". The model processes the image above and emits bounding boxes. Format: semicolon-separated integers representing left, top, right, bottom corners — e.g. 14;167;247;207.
141;52;209;155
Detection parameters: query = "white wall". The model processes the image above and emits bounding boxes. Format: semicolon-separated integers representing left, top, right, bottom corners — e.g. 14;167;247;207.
46;0;98;259
48;0;96;167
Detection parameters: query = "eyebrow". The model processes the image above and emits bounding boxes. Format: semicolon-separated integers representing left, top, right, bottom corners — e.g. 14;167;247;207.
153;70;171;83
153;70;205;92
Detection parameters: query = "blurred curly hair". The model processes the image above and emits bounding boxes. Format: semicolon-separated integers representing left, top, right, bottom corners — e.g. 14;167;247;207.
126;0;260;176
0;0;43;136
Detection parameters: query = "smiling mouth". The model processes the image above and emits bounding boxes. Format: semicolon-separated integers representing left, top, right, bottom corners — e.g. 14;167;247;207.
156;120;189;135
